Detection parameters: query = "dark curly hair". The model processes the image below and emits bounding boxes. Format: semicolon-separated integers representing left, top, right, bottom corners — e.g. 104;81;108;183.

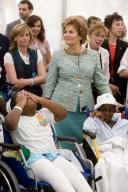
104;12;123;29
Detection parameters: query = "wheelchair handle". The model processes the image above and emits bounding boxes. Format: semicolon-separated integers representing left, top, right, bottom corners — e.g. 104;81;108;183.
0;143;21;150
83;131;96;139
125;106;128;120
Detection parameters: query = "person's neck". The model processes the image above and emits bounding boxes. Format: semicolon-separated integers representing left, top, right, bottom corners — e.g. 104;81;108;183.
23;109;36;116
106;119;116;128
21;18;27;22
33;36;38;42
18;47;28;56
66;45;84;54
89;42;99;51
108;33;117;45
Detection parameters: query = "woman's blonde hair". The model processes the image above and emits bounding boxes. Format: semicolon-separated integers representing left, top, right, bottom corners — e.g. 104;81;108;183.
62;15;88;44
88;23;108;36
10;23;32;49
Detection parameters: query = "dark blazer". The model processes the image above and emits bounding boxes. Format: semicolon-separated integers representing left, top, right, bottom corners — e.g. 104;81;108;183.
5;19;21;39
0;33;10;85
102;38;128;103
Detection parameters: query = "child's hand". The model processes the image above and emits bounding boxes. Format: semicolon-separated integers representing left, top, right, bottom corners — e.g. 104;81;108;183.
116;102;125;112
90;111;105;121
15;90;28;108
27;92;40;104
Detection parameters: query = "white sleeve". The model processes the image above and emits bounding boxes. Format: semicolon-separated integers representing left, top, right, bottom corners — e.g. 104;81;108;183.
4;52;14;65
39;108;55;125
118;48;128;73
83;117;96;134
37;50;43;65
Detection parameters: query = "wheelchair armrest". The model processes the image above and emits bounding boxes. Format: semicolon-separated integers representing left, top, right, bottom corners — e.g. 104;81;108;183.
83;131;96;139
0;143;21;150
57;136;78;143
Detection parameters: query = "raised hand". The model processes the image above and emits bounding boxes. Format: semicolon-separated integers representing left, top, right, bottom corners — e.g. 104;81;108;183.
110;84;120;96
90;111;106;121
15;90;28;109
27;92;40;104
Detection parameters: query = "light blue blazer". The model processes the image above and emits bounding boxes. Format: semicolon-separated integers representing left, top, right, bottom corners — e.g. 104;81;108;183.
44;49;111;112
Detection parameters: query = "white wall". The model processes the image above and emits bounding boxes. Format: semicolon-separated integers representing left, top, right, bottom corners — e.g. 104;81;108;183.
0;0;128;51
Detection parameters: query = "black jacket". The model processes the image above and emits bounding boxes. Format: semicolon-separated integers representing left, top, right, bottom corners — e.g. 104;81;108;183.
0;33;10;85
102;38;128;104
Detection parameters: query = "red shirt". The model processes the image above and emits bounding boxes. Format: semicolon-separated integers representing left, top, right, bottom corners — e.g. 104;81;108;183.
109;43;116;78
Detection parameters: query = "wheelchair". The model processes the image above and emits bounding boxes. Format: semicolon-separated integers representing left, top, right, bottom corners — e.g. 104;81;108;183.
82;105;128;190
0;160;20;192
0;120;95;192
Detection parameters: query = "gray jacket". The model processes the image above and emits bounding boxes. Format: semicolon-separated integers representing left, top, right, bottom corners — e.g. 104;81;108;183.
6;19;21;39
44;49;111;112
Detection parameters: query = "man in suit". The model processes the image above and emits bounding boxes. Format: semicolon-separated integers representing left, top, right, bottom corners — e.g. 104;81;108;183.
102;12;128;104
5;0;33;39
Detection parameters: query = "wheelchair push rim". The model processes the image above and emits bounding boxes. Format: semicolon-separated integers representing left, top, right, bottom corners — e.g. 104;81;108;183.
0;160;20;192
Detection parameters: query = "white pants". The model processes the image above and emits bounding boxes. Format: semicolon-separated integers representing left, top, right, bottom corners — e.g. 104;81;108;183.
31;156;93;192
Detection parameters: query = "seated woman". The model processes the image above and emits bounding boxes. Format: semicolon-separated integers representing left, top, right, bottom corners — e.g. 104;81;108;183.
4;23;46;97
5;90;93;192
83;93;128;192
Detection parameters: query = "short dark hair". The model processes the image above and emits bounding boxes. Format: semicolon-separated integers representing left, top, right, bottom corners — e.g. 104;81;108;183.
19;0;33;10
104;12;123;29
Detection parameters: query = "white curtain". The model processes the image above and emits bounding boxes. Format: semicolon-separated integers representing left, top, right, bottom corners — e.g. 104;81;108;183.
0;0;128;51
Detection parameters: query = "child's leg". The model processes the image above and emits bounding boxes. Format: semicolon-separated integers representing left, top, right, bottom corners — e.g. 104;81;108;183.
53;156;93;192
31;158;76;192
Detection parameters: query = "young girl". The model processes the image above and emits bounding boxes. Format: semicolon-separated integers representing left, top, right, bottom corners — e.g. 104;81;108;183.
5;90;93;192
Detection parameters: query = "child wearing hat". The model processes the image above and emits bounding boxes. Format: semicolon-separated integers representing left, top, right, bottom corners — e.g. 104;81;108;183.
83;93;128;145
83;93;128;192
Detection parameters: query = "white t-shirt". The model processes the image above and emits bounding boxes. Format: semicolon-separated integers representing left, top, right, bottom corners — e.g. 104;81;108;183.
4;49;42;66
11;108;57;153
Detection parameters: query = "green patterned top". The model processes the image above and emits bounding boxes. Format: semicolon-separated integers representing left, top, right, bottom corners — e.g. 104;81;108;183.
44;48;111;112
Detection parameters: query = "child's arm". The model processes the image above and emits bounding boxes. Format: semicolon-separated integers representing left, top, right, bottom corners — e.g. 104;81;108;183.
28;92;67;122
5;91;27;131
83;117;97;135
0;97;7;116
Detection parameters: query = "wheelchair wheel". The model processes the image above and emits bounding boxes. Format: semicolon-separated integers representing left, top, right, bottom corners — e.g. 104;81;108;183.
0;160;20;192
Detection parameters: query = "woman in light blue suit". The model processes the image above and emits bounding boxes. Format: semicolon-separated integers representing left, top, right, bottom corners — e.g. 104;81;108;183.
44;16;111;147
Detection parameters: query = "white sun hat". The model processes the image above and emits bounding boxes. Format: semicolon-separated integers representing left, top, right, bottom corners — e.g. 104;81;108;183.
94;93;117;110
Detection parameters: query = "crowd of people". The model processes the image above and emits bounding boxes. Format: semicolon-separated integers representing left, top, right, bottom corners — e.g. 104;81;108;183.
1;0;128;191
